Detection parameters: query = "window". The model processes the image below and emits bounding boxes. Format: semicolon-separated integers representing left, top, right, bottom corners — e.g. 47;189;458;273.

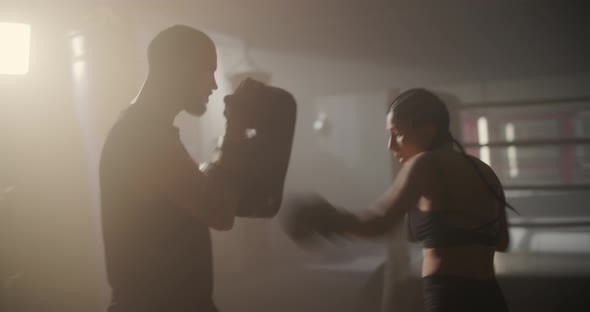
0;23;31;75
477;117;491;165
460;100;590;186
70;34;86;81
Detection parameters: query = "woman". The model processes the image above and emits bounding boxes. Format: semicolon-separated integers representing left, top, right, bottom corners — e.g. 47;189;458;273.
283;89;515;312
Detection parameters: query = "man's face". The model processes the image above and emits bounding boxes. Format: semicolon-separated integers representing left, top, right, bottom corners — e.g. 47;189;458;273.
177;46;218;117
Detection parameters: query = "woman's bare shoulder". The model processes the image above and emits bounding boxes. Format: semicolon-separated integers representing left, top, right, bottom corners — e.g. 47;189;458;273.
398;152;439;185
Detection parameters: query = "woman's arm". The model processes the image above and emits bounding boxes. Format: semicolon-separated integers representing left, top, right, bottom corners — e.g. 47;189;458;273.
282;153;435;243
343;153;435;238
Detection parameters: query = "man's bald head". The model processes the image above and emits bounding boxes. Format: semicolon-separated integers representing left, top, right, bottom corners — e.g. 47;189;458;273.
147;25;216;76
145;25;218;116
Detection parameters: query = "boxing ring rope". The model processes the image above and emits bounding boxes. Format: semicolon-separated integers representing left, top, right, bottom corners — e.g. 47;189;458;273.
459;96;590;110
509;217;590;228
463;138;590;148
457;95;590;228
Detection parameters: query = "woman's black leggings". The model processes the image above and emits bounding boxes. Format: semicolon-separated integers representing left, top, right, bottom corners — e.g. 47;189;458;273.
423;275;509;312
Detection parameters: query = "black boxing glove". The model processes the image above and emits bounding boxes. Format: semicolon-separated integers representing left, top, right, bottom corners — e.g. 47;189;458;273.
280;193;359;245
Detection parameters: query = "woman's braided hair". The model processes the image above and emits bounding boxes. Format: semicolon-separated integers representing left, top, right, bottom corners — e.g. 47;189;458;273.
388;89;519;214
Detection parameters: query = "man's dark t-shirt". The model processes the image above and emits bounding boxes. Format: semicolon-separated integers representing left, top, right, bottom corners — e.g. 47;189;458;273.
100;106;217;312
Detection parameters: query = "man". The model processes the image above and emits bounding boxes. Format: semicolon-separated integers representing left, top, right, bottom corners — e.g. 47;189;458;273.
100;25;245;312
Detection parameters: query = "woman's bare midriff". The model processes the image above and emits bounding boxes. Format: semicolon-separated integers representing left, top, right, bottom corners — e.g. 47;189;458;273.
422;245;496;279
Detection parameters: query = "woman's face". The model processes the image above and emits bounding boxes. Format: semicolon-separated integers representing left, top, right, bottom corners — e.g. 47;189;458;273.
386;111;433;163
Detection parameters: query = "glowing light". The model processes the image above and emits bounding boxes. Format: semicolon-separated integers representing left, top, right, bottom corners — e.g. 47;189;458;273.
505;123;519;177
0;23;31;75
71;35;85;58
73;60;86;81
477;117;491;165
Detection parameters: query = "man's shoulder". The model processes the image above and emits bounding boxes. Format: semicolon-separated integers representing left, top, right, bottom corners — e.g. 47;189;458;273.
106;108;179;144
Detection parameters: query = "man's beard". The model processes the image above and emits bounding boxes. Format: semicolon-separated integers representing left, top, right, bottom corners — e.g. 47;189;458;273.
184;102;207;116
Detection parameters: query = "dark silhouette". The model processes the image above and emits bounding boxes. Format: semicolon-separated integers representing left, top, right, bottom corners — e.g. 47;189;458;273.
282;89;512;312
99;25;295;312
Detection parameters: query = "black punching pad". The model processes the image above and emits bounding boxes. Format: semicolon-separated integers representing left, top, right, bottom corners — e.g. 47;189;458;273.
224;78;297;218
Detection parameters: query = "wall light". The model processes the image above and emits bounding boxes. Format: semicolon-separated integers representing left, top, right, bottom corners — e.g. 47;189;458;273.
505;123;519;178
0;22;31;75
477;117;491;165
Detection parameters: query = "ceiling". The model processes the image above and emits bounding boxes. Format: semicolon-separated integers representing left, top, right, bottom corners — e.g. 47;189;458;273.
130;0;590;79
5;0;590;80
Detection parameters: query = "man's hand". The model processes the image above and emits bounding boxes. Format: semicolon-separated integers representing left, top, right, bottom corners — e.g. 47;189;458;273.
213;77;296;218
223;78;264;137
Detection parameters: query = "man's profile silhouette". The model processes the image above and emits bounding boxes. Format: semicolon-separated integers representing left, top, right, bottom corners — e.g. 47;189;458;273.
100;25;238;312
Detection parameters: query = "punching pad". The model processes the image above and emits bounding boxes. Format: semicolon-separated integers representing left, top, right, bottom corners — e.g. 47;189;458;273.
223;78;297;218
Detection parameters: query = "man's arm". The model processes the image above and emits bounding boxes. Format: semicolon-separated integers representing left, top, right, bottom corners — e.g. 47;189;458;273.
155;137;240;231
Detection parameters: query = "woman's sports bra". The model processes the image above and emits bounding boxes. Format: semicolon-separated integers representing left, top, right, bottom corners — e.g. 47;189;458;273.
408;208;500;248
408;154;502;248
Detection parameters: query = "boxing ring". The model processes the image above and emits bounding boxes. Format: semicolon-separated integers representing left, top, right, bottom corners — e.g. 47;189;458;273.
369;95;590;312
